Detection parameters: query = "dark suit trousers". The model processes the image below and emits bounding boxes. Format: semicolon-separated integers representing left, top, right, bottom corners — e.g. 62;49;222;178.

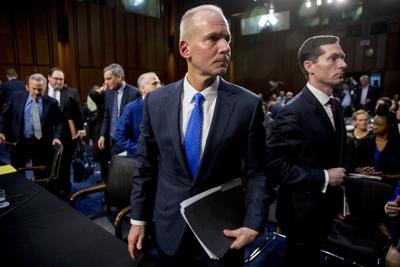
58;138;77;197
280;192;335;267
156;228;243;267
11;138;52;179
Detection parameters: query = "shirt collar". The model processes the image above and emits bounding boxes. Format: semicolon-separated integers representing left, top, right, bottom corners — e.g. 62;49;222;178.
116;81;126;94
307;82;332;106
28;95;42;104
183;75;219;103
49;84;61;92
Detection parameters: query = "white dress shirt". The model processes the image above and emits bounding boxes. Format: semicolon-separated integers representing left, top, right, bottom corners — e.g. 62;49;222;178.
131;76;220;226
360;86;368;105
181;75;219;156
48;85;61;104
116;81;126;117
307;83;335;193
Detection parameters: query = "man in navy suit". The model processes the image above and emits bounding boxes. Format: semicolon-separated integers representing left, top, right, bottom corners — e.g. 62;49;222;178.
0;68;26;111
128;5;270;267
354;74;380;113
0;73;62;178
98;63;140;156
47;67;83;197
114;72;161;157
267;35;348;267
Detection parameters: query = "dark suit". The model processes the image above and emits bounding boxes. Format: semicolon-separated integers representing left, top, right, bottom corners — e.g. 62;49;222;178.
45;86;83;196
100;83;140;155
130;78;270;264
0;91;62;177
267;86;346;266
114;97;143;157
0;79;26;111
354;85;379;113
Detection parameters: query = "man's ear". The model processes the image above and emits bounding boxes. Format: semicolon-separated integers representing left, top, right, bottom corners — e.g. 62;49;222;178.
304;60;314;75
179;40;190;59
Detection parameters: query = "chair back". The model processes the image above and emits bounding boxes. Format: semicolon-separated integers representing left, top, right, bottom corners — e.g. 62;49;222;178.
345;177;394;225
106;155;137;208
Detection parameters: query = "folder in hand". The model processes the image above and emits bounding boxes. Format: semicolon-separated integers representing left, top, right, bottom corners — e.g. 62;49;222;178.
180;178;245;260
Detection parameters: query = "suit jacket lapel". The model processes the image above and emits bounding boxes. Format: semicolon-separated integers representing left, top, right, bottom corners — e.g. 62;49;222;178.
18;93;29;136
60;88;67;111
198;79;235;180
164;80;191;179
41;96;50;126
303;87;336;135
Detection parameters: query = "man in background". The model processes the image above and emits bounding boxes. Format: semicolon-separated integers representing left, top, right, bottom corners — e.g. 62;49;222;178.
0;73;62;178
355;74;380;113
115;72;161;157
267;35;347;267
98;63;140;156
47;67;83;197
0;68;26;111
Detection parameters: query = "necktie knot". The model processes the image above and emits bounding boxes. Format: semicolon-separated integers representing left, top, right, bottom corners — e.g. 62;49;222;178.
194;93;204;104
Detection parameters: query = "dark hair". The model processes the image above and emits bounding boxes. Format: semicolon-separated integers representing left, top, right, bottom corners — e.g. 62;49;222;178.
48;67;64;76
375;105;399;140
298;35;340;79
6;68;17;77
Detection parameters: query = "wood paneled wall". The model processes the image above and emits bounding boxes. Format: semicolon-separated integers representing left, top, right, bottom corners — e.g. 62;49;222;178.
1;0;399;100
0;0;170;101
230;15;400;98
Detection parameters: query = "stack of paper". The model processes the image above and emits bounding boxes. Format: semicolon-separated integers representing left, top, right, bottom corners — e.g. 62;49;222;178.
348;173;382;181
180;178;245;260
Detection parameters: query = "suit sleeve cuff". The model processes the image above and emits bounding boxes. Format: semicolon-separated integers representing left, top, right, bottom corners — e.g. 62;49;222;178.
130;219;147;225
321;169;329;193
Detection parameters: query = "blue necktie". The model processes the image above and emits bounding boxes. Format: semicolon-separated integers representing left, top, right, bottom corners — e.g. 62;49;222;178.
184;93;204;179
110;91;118;138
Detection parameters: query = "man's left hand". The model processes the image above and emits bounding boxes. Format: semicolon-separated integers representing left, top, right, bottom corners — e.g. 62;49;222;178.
223;227;259;250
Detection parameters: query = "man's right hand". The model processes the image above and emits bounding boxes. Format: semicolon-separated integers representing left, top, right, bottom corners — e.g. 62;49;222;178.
385;196;400;217
327;167;346;186
97;136;105;150
128;224;145;261
0;133;6;144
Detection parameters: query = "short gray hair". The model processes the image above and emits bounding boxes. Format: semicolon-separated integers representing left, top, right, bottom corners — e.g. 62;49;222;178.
179;5;226;40
103;63;125;79
28;73;47;87
360;75;369;82
137;72;157;89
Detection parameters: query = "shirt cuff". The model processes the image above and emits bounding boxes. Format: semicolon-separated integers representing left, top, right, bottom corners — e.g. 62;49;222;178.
321;169;329;193
130;219;147;225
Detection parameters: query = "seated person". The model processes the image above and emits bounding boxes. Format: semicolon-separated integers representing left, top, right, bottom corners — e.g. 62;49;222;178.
347;109;373;146
114;72;161;157
350;105;400;184
384;183;400;267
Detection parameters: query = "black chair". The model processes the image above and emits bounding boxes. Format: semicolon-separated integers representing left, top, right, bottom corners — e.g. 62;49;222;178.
69;155;136;239
17;143;63;186
323;177;395;267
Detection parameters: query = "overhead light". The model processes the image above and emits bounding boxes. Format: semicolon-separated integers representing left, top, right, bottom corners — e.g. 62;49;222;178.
316;0;322;6
131;0;143;6
337;0;346;2
269;2;274;14
258;14;278;28
327;0;333;4
267;14;278;25
306;0;312;8
258;15;268;27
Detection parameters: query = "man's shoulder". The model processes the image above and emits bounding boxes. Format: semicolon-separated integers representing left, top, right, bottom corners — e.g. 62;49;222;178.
42;95;59;106
148;79;183;99
125;83;139;93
